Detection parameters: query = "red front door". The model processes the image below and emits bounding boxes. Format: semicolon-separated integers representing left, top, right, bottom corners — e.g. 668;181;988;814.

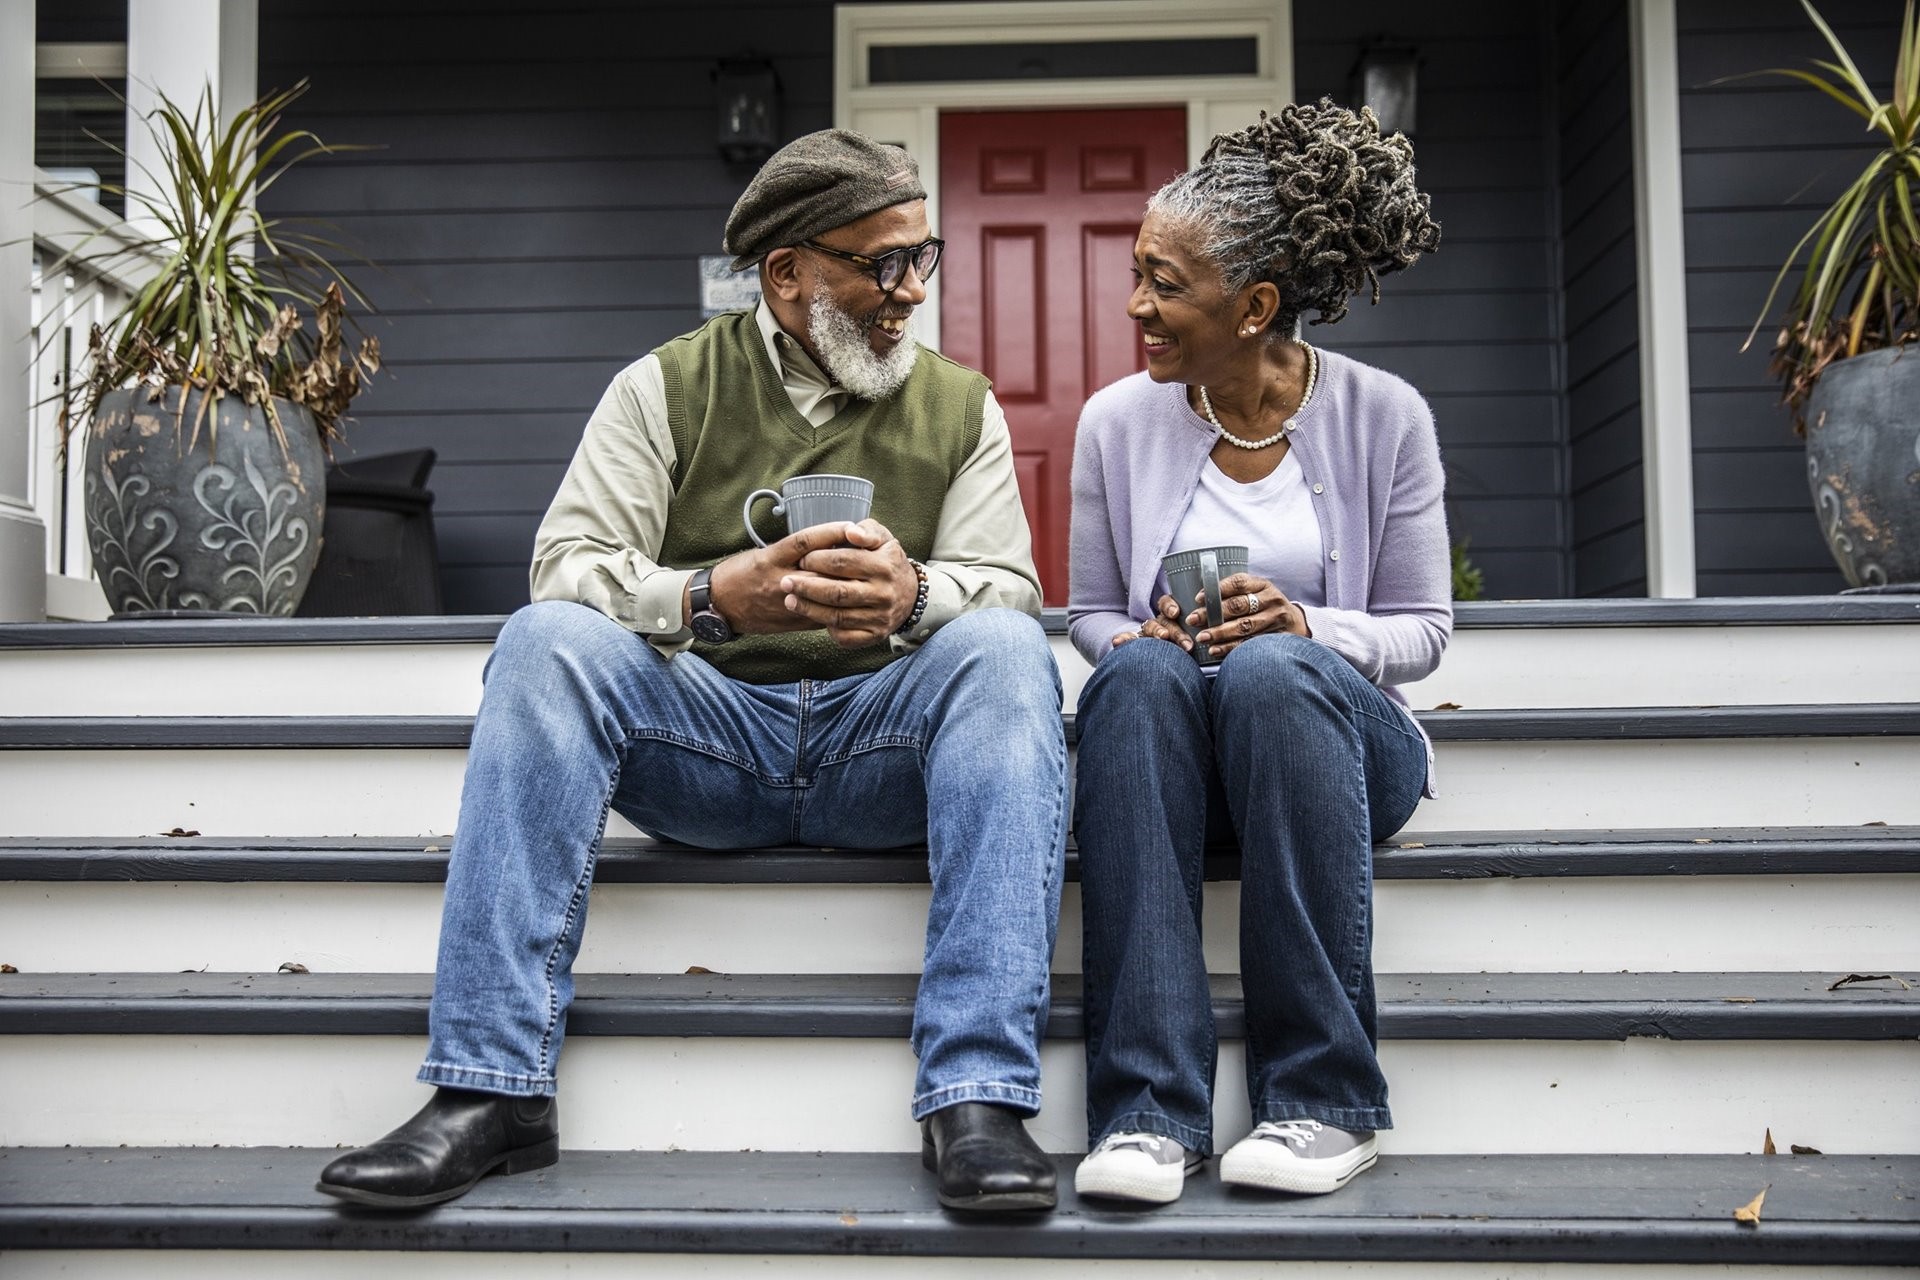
939;107;1188;605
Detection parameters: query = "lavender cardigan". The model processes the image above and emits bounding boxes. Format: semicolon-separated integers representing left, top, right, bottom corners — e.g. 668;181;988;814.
1067;349;1453;783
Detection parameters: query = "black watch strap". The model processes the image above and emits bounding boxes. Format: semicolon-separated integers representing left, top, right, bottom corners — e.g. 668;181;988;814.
689;567;733;643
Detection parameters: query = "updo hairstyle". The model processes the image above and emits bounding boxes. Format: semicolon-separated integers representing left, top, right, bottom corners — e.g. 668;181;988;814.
1147;97;1442;328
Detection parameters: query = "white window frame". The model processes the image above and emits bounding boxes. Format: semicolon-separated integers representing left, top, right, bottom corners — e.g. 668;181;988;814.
834;0;1294;352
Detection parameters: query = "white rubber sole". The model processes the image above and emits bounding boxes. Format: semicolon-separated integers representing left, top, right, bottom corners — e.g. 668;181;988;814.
1073;1151;1195;1204
1218;1135;1378;1196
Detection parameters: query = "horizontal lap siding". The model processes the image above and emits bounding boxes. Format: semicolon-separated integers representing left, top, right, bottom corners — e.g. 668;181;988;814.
258;1;839;614
1294;0;1568;599
1677;0;1899;595
1557;0;1645;596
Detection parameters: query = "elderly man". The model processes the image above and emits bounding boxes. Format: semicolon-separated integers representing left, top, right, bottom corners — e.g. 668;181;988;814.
317;131;1066;1213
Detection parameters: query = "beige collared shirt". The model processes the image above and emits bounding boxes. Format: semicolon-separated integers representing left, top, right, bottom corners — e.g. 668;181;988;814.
531;302;1041;656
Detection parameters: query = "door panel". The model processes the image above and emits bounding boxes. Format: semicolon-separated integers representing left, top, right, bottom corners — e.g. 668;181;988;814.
940;107;1187;605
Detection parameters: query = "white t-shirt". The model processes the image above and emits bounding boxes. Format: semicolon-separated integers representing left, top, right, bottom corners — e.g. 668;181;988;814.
1158;450;1326;608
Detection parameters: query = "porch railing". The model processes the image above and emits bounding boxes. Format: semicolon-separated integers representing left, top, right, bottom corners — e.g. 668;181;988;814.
28;173;161;616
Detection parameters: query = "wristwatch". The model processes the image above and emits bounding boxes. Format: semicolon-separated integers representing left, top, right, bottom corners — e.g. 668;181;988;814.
688;567;734;643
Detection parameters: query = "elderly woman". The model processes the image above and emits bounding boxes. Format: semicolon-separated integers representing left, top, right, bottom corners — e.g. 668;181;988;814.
1067;99;1448;1204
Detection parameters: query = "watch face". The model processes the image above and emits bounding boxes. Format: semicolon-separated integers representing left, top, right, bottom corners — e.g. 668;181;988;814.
691;611;732;643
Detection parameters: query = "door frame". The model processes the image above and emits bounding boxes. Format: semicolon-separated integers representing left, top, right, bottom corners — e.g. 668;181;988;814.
833;0;1295;353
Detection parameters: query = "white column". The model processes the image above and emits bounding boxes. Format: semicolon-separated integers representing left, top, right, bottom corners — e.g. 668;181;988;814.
0;0;48;622
124;0;257;232
1629;0;1698;598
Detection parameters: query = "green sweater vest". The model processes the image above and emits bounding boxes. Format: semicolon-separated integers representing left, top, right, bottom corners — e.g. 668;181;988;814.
654;311;988;684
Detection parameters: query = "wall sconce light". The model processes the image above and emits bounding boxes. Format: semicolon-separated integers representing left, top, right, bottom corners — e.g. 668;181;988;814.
1351;43;1418;137
715;57;781;165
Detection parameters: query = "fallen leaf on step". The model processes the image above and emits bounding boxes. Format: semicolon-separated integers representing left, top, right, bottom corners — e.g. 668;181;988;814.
1430;701;1462;711
840;1214;859;1226
277;962;309;974
161;827;200;838
1791;1145;1822;1155
423;845;440;853
1733;1186;1768;1225
1828;973;1909;991
685;965;719;975
1764;1129;1777;1155
1398;842;1426;849
1692;838;1713;844
1862;820;1887;827
0;964;17;974
1723;997;1757;1004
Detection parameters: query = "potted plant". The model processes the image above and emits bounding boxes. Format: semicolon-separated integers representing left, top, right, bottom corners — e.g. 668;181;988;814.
1736;0;1920;588
48;80;379;616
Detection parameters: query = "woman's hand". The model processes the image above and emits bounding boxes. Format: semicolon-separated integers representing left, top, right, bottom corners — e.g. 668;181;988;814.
1111;593;1196;650
1190;573;1309;659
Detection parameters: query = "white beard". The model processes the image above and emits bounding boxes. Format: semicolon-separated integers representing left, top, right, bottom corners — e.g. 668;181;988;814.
807;278;919;401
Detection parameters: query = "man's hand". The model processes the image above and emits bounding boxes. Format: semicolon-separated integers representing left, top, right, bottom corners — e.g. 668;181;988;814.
783;519;917;648
694;527;856;637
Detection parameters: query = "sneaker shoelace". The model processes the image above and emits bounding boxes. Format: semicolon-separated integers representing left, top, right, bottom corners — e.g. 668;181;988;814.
1250;1119;1324;1150
1093;1132;1169;1156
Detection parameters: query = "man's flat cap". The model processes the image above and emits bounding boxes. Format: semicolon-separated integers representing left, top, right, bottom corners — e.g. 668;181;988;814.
724;129;926;271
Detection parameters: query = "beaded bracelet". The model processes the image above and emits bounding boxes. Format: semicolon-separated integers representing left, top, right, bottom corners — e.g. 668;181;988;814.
896;559;930;635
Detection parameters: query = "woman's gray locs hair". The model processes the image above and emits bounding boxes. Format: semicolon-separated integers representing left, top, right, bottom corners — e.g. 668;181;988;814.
1148;97;1442;328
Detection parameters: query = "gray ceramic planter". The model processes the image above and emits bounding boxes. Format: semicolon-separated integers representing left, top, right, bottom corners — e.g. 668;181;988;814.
83;387;326;615
1804;346;1920;588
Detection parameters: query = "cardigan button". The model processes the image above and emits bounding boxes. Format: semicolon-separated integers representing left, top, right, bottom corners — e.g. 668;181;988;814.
1329;549;1341;562
1312;482;1324;494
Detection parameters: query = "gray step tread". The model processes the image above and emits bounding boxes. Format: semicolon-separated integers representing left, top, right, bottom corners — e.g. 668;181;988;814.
4;595;1919;650
5;971;1915;1040
6;703;1920;747
1;1147;1913;1264
4;826;1917;883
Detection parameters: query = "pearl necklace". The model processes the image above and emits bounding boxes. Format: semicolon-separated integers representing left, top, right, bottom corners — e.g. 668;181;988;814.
1198;343;1318;450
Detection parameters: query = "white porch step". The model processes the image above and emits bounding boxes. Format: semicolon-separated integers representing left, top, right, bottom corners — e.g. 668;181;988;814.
3;971;1914;1155
4;872;1914;977
5;702;1920;836
2;599;1918;718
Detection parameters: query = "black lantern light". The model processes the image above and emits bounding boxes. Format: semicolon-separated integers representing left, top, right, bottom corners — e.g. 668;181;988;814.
1351;43;1418;138
715;57;781;165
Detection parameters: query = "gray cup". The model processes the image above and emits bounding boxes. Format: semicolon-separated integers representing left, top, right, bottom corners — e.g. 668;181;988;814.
1161;545;1249;664
743;474;874;547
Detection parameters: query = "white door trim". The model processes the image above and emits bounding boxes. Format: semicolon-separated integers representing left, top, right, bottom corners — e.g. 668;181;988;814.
1628;0;1698;598
833;0;1294;351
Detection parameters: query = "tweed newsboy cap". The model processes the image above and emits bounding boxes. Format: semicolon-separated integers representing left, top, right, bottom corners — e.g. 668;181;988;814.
724;129;926;271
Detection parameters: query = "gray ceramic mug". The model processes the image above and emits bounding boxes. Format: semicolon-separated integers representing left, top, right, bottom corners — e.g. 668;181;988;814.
743;474;875;547
1161;545;1250;664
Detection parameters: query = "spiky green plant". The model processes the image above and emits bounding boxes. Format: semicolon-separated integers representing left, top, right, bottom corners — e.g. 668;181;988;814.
1450;538;1484;602
43;80;378;453
1731;0;1920;429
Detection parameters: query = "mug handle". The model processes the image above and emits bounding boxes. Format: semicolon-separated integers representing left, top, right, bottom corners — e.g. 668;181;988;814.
742;489;785;548
1199;550;1225;633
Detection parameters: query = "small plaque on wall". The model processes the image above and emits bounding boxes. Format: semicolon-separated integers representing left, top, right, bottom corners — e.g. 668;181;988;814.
700;256;762;316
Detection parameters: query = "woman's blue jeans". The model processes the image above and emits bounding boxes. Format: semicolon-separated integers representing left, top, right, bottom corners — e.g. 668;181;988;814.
420;600;1068;1120
1074;633;1427;1153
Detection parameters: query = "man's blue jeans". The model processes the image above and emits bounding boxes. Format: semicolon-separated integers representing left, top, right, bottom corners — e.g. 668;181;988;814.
419;601;1068;1120
1073;633;1428;1154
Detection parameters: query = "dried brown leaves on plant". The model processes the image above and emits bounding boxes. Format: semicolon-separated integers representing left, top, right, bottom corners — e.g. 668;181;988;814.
43;80;379;456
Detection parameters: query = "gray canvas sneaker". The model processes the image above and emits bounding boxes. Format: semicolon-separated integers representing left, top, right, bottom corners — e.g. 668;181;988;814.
1218;1119;1378;1195
1073;1131;1206;1204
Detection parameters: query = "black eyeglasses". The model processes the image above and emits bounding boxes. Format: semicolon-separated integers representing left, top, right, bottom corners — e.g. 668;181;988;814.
800;237;944;293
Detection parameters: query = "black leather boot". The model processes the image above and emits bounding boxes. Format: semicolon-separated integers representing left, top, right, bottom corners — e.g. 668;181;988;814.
920;1102;1058;1212
316;1087;559;1208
